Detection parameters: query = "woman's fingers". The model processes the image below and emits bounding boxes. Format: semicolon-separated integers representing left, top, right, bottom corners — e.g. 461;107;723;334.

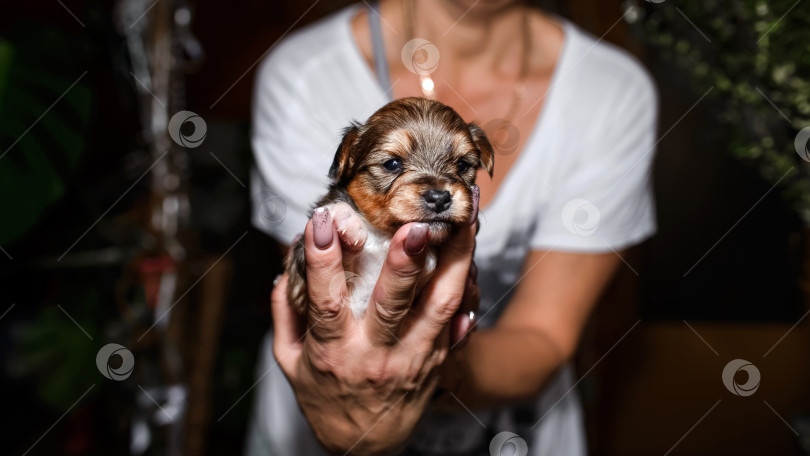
304;207;350;341
271;273;303;373
365;222;429;345
407;223;476;345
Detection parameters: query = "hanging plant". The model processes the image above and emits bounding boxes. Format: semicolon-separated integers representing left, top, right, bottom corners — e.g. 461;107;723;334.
625;0;810;223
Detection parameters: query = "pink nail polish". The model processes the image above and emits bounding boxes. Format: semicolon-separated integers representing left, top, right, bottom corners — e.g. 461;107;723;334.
451;313;473;349
468;185;480;226
312;207;333;249
404;223;429;256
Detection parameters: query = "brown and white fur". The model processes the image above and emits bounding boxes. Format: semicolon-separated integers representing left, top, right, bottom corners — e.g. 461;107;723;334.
285;97;494;317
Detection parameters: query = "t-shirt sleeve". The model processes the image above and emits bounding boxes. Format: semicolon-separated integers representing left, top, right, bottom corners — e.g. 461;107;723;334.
249;54;334;246
529;69;659;252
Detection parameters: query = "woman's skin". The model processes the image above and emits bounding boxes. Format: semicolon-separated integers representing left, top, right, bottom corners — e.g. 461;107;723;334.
271;0;625;453
272;219;478;454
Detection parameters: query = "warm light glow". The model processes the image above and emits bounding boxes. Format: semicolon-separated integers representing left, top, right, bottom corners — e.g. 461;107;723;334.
421;77;435;93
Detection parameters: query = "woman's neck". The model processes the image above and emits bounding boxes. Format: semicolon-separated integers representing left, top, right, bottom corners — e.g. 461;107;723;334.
401;0;528;72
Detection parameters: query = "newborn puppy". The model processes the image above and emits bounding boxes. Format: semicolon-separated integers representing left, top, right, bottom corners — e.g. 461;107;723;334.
285;97;494;317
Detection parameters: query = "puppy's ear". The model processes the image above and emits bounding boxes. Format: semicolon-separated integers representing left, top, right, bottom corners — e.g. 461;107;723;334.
468;123;494;177
329;124;361;183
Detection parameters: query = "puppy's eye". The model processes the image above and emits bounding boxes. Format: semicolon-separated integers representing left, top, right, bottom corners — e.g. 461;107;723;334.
382;158;402;173
457;160;471;174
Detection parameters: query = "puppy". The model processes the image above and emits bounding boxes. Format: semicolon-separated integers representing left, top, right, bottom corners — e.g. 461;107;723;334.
285;97;494;318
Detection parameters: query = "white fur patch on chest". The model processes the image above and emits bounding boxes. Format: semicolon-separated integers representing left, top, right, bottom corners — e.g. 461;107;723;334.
343;224;437;317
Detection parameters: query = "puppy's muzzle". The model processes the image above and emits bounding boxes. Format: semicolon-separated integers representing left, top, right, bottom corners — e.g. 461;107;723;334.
423;189;452;213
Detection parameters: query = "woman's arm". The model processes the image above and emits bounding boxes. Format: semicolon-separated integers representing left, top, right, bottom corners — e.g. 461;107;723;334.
443;249;622;408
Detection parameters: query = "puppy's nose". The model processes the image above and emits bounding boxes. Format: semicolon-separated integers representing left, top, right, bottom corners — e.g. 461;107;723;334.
423;189;452;213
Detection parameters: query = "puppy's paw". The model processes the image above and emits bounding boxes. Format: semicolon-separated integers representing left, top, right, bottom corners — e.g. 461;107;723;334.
284;237;309;316
328;202;367;253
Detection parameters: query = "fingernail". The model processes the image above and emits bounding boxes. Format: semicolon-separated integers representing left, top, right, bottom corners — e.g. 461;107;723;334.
404;223;429;256
469;262;478;285
468;185;479;226
451;312;474;350
313;207;333;249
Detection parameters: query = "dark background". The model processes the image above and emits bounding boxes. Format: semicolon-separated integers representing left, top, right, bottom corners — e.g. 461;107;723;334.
1;0;807;455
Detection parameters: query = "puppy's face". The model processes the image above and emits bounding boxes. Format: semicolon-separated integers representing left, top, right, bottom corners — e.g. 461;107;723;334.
329;98;494;243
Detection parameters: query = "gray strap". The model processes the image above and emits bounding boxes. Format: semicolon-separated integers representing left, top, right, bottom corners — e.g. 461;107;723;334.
367;2;392;95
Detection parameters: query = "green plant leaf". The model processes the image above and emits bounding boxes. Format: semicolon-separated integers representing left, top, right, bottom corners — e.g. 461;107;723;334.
0;28;92;245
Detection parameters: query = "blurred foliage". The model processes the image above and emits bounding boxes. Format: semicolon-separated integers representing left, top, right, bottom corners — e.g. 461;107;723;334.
0;26;93;245
0;23;99;415
7;289;101;411
631;0;810;223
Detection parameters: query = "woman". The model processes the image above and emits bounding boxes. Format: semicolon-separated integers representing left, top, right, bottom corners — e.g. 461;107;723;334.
248;0;657;454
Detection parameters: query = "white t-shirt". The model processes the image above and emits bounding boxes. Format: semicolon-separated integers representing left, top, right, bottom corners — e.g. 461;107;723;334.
248;5;657;456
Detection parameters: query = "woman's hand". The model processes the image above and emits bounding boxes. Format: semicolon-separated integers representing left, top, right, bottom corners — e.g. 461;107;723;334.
271;212;476;454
